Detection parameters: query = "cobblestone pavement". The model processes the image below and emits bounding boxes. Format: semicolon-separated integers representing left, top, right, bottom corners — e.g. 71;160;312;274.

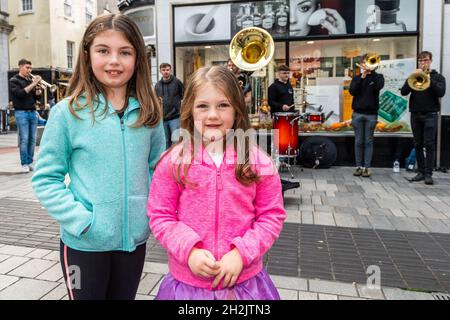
1;132;450;300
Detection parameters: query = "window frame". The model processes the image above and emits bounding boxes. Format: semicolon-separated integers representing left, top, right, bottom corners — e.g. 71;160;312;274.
19;0;33;14
67;41;75;70
64;0;73;18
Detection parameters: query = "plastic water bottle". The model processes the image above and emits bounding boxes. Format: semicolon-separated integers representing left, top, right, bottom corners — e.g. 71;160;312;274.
393;161;400;173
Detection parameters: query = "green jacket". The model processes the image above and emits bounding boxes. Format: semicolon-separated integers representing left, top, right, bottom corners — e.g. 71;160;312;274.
32;94;165;252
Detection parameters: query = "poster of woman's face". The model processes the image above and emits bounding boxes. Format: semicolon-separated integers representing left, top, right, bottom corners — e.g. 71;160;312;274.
289;0;355;37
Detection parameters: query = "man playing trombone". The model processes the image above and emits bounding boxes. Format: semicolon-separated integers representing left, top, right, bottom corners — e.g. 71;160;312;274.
349;53;385;178
401;51;446;185
9;59;42;173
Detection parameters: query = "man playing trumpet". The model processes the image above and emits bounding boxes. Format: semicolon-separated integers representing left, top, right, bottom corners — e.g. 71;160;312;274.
401;51;446;185
9;59;42;173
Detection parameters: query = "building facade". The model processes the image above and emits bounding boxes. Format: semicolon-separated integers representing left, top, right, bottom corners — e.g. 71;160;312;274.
8;0;99;100
0;0;13;110
97;0;119;15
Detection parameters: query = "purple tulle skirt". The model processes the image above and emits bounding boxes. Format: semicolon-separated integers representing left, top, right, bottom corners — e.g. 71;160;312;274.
156;269;280;300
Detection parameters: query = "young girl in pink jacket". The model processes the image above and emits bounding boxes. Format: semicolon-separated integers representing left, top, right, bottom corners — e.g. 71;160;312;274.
147;66;286;300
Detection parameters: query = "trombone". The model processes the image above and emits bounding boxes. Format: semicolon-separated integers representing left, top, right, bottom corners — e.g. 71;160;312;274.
407;65;430;91
356;53;381;71
30;74;57;93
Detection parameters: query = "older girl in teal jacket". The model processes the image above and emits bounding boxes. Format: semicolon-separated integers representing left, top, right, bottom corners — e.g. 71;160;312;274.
32;14;165;300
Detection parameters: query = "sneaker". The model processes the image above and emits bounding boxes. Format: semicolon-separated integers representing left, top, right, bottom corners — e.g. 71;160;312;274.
362;168;371;177
409;173;425;182
424;176;434;185
28;163;35;171
21;165;30;173
353;167;363;176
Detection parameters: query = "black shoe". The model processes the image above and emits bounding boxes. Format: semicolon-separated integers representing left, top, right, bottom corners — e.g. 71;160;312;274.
353;167;363;177
409;173;425;182
281;179;300;193
424;176;434;185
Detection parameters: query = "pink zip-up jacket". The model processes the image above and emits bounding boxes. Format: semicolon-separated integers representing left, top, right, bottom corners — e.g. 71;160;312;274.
147;143;286;289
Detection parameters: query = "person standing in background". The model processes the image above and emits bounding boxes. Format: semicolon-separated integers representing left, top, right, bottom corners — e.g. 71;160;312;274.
268;64;294;114
155;63;184;149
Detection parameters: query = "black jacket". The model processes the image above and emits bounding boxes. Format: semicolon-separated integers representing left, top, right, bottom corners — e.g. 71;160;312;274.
9;74;39;111
155;75;184;121
268;79;294;114
349;72;385;115
400;70;446;113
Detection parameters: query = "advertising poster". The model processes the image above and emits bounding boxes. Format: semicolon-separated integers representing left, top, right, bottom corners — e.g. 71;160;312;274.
174;0;418;43
355;0;419;34
174;4;231;43
289;0;355;37
230;0;289;39
376;58;416;132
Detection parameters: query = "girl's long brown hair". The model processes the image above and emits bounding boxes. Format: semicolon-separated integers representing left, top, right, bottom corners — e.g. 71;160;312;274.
67;13;161;127
164;66;259;187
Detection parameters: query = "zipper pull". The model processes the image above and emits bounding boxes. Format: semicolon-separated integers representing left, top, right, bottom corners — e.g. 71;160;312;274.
217;170;223;191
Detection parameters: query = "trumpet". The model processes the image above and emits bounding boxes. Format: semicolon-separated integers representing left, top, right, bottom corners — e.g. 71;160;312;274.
30;74;57;93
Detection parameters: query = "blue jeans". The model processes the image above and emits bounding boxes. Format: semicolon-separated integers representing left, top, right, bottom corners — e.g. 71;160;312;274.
163;118;180;149
352;112;378;168
15;110;38;166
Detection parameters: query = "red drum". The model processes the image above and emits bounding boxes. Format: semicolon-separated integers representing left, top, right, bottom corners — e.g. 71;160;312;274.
273;112;299;157
306;112;324;124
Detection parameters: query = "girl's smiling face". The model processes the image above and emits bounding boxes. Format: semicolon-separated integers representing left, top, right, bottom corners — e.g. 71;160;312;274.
192;82;236;146
89;29;136;94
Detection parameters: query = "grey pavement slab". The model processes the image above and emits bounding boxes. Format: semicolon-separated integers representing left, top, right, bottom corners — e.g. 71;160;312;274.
0;256;30;274
0;274;20;291
309;279;359;297
137;273;163;295
382;287;435;300
8;258;56;278
0;278;59;300
40;283;68;300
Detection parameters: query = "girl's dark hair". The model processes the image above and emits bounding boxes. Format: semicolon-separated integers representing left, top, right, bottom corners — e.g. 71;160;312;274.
67;13;162;127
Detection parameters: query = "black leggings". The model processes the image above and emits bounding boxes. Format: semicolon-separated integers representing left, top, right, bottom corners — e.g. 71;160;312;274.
60;240;146;300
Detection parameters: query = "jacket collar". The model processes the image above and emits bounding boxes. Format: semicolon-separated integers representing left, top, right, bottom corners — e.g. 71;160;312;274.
94;93;140;116
189;138;238;169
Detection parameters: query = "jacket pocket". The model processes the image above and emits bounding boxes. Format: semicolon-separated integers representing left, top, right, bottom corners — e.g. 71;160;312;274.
81;197;122;249
128;195;151;246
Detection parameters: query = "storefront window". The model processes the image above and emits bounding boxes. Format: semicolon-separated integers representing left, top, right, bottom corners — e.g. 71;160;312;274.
287;36;417;133
175;42;286;85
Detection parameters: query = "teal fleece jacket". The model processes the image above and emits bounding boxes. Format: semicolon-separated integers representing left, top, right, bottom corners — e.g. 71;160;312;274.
32;94;165;252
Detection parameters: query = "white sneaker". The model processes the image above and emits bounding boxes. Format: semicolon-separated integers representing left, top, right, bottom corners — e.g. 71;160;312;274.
21;165;30;173
28;163;35;171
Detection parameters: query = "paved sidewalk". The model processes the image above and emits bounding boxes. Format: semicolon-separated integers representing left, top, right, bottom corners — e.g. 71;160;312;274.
0;244;440;300
1;132;450;300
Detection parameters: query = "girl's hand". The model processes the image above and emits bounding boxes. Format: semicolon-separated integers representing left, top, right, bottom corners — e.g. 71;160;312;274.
188;248;221;279
321;9;347;35
211;248;243;289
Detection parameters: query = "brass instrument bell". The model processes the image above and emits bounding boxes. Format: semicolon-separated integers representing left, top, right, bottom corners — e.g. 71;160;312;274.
229;27;274;72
